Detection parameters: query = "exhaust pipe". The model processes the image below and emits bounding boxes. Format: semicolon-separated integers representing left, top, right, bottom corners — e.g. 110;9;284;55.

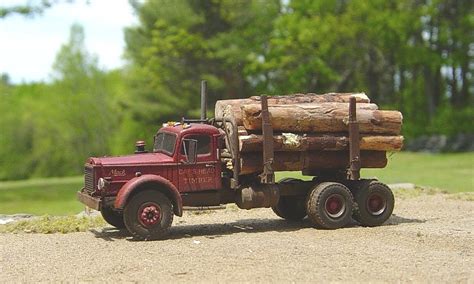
200;80;207;121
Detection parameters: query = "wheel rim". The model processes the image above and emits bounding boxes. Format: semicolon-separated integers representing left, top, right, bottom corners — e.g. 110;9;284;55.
366;193;386;216
138;202;161;227
325;194;346;218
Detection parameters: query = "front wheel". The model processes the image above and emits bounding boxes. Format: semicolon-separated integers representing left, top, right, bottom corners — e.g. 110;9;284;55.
306;182;353;229
124;190;173;240
100;206;125;229
353;181;394;227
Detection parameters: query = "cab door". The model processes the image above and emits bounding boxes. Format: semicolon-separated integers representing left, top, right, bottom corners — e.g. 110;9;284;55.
178;134;220;192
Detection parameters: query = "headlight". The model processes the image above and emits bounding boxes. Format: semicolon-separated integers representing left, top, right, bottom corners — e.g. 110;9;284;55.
97;178;106;190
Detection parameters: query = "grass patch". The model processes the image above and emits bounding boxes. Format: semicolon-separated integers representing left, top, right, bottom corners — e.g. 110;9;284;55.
0;176;84;215
446;192;474;201
0;215;106;234
362;152;473;193
392;186;446;199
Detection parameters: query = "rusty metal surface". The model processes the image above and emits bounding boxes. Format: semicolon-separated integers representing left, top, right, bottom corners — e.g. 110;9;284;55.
77;190;101;211
260;95;275;184
201;80;207;121
84;165;95;194
114;174;183;216
220;116;240;188
236;184;279;210
348;96;361;180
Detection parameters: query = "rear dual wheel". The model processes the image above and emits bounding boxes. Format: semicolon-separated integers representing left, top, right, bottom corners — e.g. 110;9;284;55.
353;181;394;227
272;196;307;221
272;178;307;221
306;182;353;229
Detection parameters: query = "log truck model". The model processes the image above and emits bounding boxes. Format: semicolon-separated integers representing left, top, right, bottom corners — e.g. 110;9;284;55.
77;81;398;240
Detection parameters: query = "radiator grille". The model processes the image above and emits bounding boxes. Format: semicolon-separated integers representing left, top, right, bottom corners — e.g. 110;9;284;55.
84;166;95;194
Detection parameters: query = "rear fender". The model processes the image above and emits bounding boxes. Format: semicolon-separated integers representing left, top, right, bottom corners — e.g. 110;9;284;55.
114;174;183;217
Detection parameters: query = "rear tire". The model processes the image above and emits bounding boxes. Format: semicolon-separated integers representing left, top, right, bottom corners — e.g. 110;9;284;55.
306;182;353;229
353;181;394;227
124;190;173;240
272;178;307;221
272;196;307;221
100;206;125;229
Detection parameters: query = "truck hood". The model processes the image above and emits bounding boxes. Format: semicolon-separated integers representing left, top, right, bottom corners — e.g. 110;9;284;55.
88;152;174;166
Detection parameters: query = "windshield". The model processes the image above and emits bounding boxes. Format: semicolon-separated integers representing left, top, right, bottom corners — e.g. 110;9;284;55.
153;132;177;155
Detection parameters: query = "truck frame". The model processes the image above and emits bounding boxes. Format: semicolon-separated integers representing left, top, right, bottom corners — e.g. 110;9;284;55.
77;81;394;240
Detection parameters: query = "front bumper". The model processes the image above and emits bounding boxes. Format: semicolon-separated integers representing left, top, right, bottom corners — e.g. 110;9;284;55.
77;189;101;211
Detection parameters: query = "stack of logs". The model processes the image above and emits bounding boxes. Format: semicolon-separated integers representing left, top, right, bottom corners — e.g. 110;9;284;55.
215;93;404;175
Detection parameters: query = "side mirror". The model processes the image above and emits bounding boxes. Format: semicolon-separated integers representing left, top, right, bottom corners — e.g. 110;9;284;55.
182;139;197;164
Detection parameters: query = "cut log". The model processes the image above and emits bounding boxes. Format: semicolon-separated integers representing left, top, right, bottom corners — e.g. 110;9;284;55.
239;151;387;175
237;126;248;136
241;104;403;135
215;92;370;125
239;134;404;152
249;92;370;104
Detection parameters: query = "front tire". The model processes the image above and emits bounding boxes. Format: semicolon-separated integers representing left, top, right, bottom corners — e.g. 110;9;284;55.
306;182;353;229
124;190;173;240
353;181;394;227
100;206;125;229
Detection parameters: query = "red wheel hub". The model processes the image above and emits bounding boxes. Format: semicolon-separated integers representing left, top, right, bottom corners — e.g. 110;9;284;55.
367;193;386;216
325;194;345;218
138;203;161;227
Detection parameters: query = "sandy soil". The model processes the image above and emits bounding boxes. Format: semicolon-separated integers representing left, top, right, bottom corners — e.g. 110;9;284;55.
1;194;473;283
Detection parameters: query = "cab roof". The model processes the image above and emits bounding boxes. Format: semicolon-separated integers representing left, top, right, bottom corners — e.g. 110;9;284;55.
159;123;219;136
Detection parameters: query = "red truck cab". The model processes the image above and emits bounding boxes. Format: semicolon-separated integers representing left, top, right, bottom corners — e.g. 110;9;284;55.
78;123;232;239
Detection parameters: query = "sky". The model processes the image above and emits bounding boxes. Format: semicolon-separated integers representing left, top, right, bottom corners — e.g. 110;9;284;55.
0;0;137;83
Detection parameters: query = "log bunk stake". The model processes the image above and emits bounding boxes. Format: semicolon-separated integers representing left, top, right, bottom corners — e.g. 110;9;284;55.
260;95;275;184
348;96;361;180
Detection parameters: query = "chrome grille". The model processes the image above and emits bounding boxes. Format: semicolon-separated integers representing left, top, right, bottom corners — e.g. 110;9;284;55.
84;166;95;194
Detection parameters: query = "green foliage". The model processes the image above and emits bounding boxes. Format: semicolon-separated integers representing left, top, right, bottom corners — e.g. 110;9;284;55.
0;1;472;181
0;0;76;18
0;24;123;179
123;0;280;125
0;215;106;234
428;106;474;136
122;0;472;140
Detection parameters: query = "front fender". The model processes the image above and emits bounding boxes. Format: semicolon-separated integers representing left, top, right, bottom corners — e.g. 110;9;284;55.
114;174;183;217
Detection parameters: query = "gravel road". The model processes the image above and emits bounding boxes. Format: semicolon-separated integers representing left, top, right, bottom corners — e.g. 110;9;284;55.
1;194;473;282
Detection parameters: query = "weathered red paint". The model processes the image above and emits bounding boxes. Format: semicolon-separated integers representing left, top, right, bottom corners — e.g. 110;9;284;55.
90;152;175;166
114;174;183;217
138;202;161;227
81;123;223;219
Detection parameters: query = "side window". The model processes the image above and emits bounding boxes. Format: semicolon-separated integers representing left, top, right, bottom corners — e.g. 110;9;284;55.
181;135;211;156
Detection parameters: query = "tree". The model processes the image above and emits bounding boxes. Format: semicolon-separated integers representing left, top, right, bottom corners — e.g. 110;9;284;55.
0;1;76;18
123;0;281;142
29;23;119;176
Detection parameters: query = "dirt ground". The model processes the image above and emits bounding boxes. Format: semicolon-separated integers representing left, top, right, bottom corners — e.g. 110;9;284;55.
1;194;473;283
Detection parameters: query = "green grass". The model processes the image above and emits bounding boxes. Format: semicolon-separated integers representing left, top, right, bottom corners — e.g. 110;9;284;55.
0;152;472;216
362;152;473;192
277;152;473;192
0;176;84;215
